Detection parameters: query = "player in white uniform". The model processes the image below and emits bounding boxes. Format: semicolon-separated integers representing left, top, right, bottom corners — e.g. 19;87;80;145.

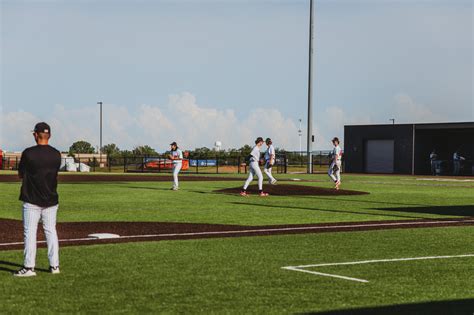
263;138;277;185
168;142;183;190
328;137;342;190
241;137;268;197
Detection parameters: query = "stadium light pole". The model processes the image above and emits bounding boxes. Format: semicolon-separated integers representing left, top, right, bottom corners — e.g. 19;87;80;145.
298;118;302;155
306;0;314;174
98;101;103;167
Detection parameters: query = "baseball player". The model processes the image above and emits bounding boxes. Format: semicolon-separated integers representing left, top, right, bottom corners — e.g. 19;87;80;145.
168;142;183;190
241;137;269;197
14;122;61;277
328;137;342;190
263;138;277;185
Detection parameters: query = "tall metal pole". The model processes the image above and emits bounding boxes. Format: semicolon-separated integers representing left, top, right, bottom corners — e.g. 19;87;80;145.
307;0;314;174
98;101;103;168
298;118;302;155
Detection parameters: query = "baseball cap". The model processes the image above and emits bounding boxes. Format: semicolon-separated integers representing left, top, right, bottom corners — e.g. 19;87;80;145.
170;142;177;146
33;122;51;134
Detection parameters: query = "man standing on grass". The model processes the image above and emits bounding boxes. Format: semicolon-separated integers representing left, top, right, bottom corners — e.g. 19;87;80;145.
14;122;62;277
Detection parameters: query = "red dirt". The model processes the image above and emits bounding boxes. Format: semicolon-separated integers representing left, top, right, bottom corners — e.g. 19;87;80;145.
1;218;472;251
0;174;241;183
215;184;369;196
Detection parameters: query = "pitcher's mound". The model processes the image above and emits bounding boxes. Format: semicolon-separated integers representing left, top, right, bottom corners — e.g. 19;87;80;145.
215;184;369;196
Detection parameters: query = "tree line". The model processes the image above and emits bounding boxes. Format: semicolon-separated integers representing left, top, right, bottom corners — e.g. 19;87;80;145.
68;140;275;159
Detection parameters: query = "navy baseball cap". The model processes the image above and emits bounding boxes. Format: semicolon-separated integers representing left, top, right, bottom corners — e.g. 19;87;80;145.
33;122;51;134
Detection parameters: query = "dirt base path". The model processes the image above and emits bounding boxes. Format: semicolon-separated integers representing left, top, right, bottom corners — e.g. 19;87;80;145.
1;217;473;251
0;174;241;183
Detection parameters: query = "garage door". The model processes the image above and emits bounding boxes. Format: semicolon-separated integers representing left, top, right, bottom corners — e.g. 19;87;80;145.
365;140;394;173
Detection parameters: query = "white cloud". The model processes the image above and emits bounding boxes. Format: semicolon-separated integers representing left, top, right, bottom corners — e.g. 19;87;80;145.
392;93;445;123
0;92;302;152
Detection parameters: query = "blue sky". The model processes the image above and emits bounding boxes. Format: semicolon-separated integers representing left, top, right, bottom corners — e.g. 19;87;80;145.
1;0;472;152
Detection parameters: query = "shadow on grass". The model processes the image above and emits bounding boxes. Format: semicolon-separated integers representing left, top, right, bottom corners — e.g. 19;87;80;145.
373;205;474;217
0;260;49;273
231;202;429;220
303;299;474;315
123;186;173;191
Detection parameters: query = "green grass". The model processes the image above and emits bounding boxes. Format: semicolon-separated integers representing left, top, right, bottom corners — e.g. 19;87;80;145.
1;173;473;314
0;174;473;225
0;227;473;314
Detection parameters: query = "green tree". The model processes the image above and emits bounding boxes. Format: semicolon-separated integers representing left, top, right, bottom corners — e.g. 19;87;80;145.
132;145;157;156
239;145;252;156
69;140;95;155
102;143;121;157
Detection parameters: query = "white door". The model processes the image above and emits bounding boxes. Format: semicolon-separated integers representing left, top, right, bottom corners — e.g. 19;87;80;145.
365;140;394;173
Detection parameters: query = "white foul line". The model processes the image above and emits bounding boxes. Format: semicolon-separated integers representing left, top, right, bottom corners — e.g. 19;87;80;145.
282;254;474;283
0;219;473;247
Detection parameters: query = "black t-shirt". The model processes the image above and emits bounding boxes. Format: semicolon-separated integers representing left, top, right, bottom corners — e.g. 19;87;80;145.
18;145;61;207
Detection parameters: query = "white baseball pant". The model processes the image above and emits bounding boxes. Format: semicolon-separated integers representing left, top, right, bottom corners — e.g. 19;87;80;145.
173;163;182;188
328;161;342;183
23;202;59;268
263;161;276;183
243;161;263;190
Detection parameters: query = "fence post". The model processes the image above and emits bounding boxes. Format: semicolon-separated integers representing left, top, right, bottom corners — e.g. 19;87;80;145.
123;157;127;173
238;156;241;174
285;154;288;174
108;157;112;172
216;155;219;174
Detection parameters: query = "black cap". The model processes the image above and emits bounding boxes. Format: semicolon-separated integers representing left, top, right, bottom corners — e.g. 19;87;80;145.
255;137;264;144
170;142;177;146
33;122;51;134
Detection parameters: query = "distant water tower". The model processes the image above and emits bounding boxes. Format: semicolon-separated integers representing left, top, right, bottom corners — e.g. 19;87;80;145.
215;141;222;151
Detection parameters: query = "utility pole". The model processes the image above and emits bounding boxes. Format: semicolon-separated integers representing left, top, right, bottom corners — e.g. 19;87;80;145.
298;119;303;155
307;0;314;174
98;101;103;168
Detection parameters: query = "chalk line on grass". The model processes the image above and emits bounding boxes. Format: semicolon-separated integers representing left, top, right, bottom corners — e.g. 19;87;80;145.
282;254;474;283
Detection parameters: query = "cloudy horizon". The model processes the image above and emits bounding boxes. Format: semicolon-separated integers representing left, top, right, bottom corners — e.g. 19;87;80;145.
1;0;472;153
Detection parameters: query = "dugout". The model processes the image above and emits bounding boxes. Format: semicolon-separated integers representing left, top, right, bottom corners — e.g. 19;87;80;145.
343;122;474;175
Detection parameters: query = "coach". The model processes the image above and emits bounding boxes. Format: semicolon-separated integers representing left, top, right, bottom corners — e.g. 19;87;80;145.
14;122;61;277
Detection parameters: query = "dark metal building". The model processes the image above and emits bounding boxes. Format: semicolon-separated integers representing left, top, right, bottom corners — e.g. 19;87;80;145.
344;122;474;175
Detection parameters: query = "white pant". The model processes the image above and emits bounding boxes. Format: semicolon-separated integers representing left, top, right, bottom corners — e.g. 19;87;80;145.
263;161;276;183
328;160;341;183
23;203;59;268
244;161;263;190
173;163;182;188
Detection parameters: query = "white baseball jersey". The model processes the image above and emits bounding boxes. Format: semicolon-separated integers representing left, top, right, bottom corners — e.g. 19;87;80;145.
333;145;342;161
249;145;261;163
171;149;183;164
264;145;275;161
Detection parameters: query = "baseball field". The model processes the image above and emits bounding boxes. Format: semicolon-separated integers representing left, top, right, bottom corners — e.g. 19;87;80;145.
0;172;473;314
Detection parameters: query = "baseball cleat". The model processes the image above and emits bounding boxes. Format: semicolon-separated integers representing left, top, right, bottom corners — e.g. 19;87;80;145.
240;191;249;197
259;192;269;197
13;267;37;277
335;180;341;190
171;186;179;191
49;266;60;274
